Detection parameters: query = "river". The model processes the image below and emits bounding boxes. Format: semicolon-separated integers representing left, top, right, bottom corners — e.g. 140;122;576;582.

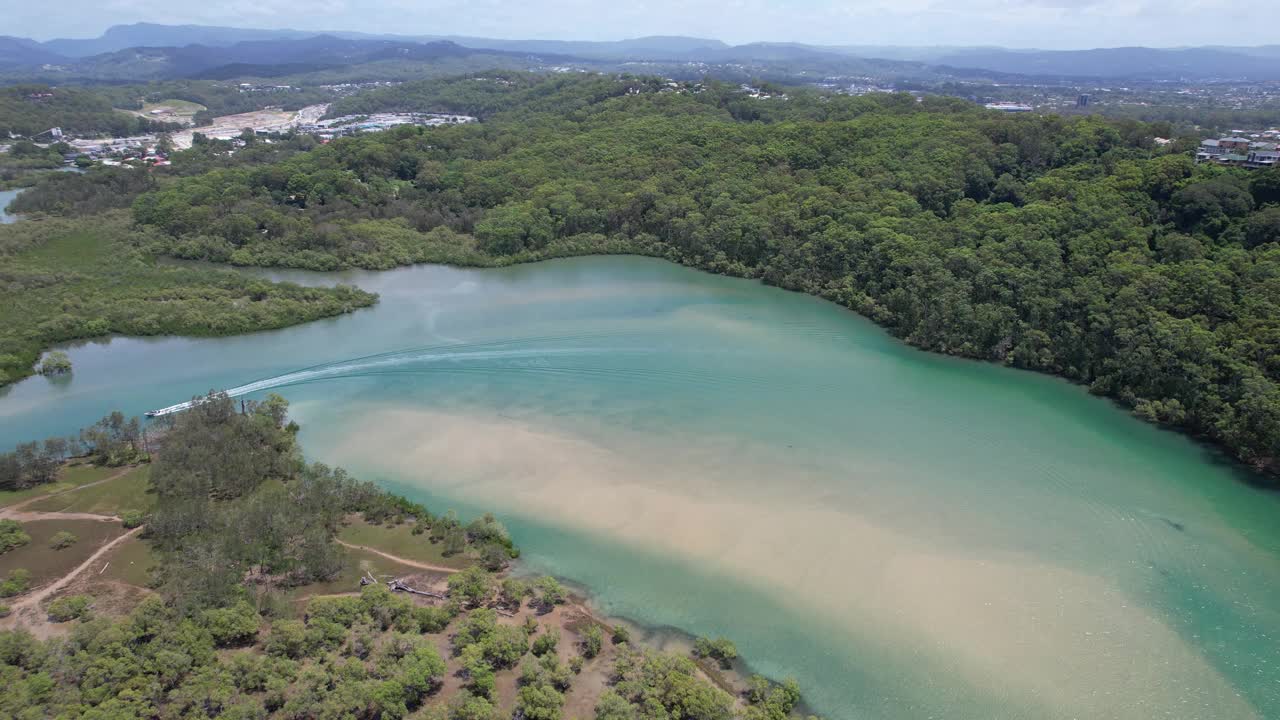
1;256;1278;719
0;188;23;223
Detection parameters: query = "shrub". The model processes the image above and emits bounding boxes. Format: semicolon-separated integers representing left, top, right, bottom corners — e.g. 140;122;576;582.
611;624;631;645
265;619;307;658
38;351;72;376
0;568;31;597
482;624;529;668
306;595;364;627
522;653;573;691
581;624;603;659
0;604;9;618
447;567;494;607
535;576;565;609
0;520;30;554
443;526;467;556
746;674;803;716
413;604;454;633
531;627;559;657
515;682;564;720
693;636;738;669
121;510;146;528
47;594;92;622
201;600;261;646
500;578;527;609
478;543;509;571
48;531;78;550
447;691;497;720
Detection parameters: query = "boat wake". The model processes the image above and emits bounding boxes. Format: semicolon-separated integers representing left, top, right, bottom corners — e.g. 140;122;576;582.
145;332;649;417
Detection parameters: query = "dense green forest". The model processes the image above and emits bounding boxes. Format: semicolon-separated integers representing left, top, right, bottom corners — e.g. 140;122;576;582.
0;205;376;387
81;73;1273;480
0;584;802;720
145;392;519;608
0;394;812;720
0;85;180;138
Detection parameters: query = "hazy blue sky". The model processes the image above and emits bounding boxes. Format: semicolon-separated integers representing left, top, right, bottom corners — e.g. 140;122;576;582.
9;0;1269;48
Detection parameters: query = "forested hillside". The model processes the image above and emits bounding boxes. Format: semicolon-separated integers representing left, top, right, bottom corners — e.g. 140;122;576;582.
0;84;179;138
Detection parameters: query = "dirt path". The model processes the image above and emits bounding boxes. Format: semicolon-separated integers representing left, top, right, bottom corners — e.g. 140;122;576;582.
1;465;135;515
6;525;142;612
0;509;120;522
335;539;461;574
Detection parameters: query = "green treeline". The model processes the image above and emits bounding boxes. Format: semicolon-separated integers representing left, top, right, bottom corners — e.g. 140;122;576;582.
114;74;1280;479
0;410;147;491
7;167;157;216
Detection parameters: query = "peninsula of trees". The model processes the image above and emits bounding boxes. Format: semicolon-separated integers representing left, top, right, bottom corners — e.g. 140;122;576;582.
0;393;815;719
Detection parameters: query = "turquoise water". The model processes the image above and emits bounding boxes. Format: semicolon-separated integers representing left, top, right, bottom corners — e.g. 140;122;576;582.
2;256;1278;719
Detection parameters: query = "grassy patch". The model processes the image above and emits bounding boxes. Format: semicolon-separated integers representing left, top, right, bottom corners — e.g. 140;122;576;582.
17;226;114;270
28;465;154;515
140;99;205;121
284;545;444;605
97;535;157;588
338;517;473;570
0;463;119;508
0;519;125;591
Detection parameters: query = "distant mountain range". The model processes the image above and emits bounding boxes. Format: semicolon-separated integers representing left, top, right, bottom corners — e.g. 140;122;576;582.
5;23;1280;82
65;36;563;81
0;36;72;68
0;33;581;83
921;46;1280;80
34;24;730;61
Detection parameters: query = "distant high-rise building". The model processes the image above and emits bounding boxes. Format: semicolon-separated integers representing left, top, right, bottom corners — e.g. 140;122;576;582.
1076;94;1091;108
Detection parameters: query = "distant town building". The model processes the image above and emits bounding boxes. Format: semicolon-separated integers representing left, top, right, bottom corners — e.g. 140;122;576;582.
1197;135;1280;168
1247;150;1280;168
983;102;1034;113
297;112;478;139
1197;139;1224;161
1076;94;1091;108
